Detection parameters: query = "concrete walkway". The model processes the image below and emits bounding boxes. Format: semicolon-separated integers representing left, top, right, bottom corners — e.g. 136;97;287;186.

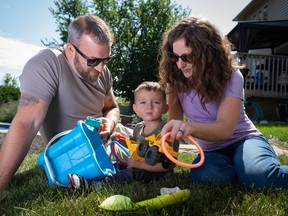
179;143;288;156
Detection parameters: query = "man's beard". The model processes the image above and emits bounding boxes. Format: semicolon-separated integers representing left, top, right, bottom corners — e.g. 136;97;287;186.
74;56;101;83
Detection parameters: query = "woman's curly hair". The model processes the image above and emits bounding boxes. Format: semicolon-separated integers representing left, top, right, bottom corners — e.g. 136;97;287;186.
159;17;236;111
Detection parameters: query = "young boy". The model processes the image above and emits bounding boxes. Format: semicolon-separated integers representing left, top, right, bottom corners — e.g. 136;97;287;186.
68;81;179;192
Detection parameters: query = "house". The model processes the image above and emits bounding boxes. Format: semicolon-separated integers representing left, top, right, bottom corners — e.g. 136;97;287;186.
227;0;288;122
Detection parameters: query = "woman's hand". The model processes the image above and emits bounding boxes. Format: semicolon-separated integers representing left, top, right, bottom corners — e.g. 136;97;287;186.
161;120;191;142
162;97;242;142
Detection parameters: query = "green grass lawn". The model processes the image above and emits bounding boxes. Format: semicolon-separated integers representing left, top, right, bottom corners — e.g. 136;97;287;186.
256;123;288;148
1;123;288;215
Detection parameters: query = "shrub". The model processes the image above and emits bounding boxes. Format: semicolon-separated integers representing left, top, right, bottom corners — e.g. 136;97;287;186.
0;100;19;123
0;85;20;103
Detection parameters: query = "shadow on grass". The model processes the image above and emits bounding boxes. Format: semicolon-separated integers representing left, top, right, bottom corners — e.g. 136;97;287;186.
0;166;65;215
2;163;288;215
0;167;238;215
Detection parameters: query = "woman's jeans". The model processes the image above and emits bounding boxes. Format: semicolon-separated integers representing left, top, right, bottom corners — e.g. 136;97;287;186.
190;136;288;189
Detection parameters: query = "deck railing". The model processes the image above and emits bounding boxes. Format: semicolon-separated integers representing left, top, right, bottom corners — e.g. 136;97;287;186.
235;53;288;99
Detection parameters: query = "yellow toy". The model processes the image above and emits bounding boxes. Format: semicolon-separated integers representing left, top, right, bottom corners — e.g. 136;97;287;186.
125;134;178;169
115;132;204;169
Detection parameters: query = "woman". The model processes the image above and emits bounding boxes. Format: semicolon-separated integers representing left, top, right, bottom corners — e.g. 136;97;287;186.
159;16;288;189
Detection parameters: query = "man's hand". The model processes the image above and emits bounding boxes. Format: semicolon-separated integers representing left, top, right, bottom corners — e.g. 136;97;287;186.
98;117;115;141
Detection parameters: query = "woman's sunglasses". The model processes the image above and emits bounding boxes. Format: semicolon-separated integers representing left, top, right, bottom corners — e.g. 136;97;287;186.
168;52;195;63
71;43;113;67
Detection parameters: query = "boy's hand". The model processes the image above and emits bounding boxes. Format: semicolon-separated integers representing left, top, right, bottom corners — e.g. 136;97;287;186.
110;132;120;140
127;158;142;168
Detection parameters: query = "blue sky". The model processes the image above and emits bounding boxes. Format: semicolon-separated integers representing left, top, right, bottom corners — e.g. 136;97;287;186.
0;0;59;46
0;0;251;83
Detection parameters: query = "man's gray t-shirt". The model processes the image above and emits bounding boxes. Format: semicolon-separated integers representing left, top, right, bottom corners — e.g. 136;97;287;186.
20;48;113;142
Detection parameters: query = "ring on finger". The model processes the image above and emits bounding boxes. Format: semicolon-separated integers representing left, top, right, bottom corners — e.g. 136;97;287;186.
178;129;184;134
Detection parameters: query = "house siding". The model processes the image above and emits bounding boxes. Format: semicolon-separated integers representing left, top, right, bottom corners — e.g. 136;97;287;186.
234;0;268;21
269;0;288;20
234;0;288;21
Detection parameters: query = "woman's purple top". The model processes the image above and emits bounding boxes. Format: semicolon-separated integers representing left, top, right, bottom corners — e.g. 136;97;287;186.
179;70;262;151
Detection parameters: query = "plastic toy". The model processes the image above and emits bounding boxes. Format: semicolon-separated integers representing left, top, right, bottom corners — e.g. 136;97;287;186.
114;132;204;169
85;116;102;131
161;132;205;168
138;134;178;168
99;189;191;211
36;116;115;187
124;134;178;169
124;137;145;161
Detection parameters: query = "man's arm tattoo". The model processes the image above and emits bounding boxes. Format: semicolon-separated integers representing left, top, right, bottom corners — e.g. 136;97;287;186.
19;94;40;107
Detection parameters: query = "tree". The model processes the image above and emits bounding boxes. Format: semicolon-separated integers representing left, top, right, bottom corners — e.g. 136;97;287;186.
2;73;18;86
0;73;20;104
47;0;190;103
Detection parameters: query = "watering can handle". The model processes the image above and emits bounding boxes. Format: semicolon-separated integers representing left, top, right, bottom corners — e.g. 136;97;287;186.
44;129;72;187
110;140;131;157
109;140;131;171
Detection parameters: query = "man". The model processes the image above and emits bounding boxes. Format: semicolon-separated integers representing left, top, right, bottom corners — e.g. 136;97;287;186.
0;15;120;188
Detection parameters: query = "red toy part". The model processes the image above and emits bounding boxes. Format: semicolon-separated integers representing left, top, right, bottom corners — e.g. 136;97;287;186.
116;134;127;140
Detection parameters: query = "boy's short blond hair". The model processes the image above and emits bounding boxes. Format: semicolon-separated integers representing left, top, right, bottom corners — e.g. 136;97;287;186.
134;81;166;103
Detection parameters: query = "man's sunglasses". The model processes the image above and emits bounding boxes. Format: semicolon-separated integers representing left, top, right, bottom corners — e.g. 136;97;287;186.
168;52;195;63
71;43;113;67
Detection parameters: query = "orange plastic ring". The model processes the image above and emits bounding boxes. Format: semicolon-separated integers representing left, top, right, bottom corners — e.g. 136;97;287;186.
161;132;205;168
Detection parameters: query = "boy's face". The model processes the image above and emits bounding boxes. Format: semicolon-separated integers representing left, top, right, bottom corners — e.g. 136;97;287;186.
133;90;168;122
